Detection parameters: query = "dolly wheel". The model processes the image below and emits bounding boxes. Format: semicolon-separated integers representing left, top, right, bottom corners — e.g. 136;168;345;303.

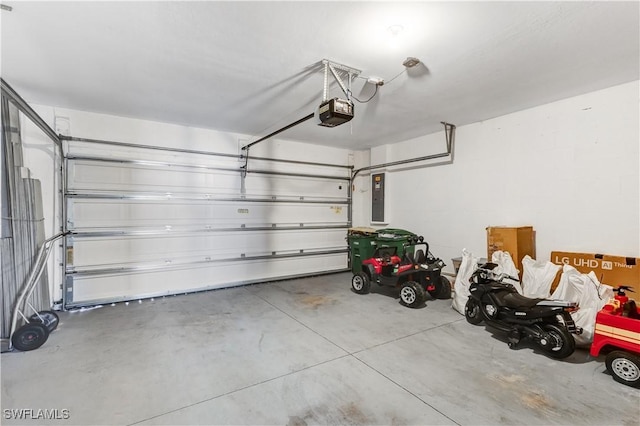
351;273;371;294
606;351;640;388
29;310;60;332
11;323;49;351
399;281;425;308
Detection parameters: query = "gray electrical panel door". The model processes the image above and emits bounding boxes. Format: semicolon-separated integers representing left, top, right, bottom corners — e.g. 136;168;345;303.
372;173;385;222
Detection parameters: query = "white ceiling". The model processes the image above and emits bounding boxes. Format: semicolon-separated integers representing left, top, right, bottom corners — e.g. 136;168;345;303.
1;1;638;150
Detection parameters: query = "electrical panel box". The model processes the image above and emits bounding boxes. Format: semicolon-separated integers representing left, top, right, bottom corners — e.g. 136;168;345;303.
372;173;385;223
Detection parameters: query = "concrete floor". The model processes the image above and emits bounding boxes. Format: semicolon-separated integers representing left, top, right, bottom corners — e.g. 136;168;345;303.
1;272;639;425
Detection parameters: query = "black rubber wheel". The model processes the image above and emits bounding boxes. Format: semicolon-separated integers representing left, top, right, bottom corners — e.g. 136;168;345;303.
351;272;371;294
399;281;425;308
430;275;451;299
11;323;49;351
29;310;59;332
605;351;640;388
464;299;484;325
537;323;575;359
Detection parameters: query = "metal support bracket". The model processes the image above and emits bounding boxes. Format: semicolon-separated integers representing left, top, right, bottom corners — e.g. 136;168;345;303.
238;59;361;173
240;147;249;194
442;121;455;153
322;59;361;102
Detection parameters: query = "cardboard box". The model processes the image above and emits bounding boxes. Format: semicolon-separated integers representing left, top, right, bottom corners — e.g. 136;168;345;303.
487;226;536;275
550;251;640;292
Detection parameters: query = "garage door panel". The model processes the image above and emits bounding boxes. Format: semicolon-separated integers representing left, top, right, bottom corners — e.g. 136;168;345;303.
66;254;347;306
68;161;346;199
68;161;241;195
243;174;347;198
67;145;348;179
64;139;351;308
243;157;348;178
66;144;241;170
69;200;347;230
69;229;347;267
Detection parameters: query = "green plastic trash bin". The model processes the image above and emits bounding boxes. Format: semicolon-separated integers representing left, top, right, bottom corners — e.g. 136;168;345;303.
376;228;416;255
347;228;417;274
348;229;379;274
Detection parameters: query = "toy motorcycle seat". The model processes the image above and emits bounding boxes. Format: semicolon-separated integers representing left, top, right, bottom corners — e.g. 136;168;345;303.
502;292;544;308
536;299;578;308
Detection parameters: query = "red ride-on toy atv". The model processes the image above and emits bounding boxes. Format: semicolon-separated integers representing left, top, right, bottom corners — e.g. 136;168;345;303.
351;237;451;308
590;286;640;388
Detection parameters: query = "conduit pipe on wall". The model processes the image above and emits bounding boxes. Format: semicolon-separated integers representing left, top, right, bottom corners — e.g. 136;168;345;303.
348;122;456;224
351;121;456;180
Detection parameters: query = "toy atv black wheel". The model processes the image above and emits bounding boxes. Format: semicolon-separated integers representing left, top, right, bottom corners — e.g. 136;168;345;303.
606;350;640;388
399;281;425;308
11;323;50;351
464;299;483;325
351;273;371;294
428;276;452;300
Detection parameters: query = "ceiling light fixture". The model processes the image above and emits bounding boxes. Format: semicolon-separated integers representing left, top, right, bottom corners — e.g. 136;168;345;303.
387;24;404;37
403;57;421;68
0;4;13;11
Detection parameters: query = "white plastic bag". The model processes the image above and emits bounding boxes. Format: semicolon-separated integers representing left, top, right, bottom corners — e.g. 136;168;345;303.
551;265;613;346
491;250;523;294
521;255;561;298
452;249;479;314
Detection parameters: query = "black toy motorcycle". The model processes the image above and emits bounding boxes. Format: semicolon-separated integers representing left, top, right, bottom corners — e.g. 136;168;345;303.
464;263;582;359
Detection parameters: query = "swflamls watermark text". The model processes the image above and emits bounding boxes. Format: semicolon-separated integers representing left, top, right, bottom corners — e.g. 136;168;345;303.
3;408;70;420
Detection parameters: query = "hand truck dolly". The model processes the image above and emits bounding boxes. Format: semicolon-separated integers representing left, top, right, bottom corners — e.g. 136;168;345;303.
3;231;69;352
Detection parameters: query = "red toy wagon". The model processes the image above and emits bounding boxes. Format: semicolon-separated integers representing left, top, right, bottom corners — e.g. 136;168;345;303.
590;286;640;388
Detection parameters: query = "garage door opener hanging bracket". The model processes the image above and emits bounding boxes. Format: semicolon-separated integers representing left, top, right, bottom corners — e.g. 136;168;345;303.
239;60;360;191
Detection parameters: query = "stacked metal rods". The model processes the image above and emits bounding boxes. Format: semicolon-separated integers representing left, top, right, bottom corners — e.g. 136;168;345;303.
1;98;50;339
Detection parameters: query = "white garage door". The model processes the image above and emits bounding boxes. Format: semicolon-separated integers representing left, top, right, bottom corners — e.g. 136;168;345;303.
63;138;350;308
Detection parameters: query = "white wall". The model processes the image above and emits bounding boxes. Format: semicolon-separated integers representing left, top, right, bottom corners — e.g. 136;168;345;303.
20;80;640;296
354;81;639;273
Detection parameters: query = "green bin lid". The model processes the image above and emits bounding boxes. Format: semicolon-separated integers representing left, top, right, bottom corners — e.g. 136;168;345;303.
376;228;416;240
